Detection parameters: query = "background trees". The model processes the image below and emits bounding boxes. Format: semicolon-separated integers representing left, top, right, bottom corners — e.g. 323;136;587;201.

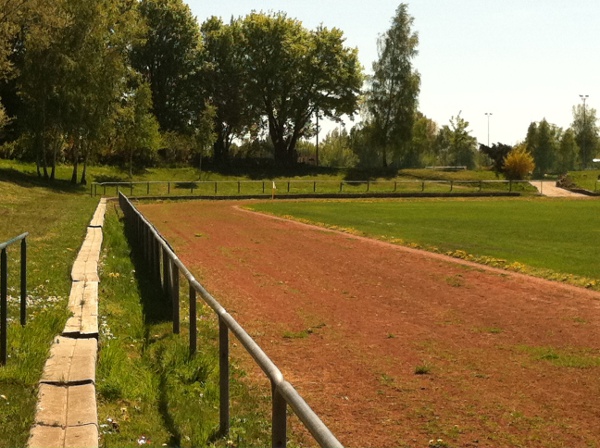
2;1;598;177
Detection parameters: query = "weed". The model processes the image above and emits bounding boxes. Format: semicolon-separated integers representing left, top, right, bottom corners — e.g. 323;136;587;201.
415;364;432;375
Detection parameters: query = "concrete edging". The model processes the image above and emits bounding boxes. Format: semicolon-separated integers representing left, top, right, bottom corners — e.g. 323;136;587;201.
29;199;106;448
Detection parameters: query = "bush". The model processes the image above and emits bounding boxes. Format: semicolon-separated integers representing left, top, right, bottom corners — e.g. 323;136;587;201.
503;144;535;180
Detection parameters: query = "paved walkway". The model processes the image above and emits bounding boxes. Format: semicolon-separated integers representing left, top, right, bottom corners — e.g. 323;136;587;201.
28;199;106;448
529;180;592;198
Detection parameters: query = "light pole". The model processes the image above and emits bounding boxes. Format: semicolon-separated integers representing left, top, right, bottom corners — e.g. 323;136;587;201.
485;112;493;147
580;95;589;167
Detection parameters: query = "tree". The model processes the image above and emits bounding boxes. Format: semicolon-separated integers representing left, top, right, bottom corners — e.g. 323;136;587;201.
319;127;357;168
411;112;437;167
239;12;363;165
112;81;161;178
201;17;253;166
479;143;513;177
15;0;143;181
503;143;534;180
572;103;599;168
435;112;477;169
555;128;579;173
366;3;420;168
132;0;204;134
527;119;559;176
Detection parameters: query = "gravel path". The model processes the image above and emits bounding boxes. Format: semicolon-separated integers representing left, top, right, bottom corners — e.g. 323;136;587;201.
529;180;591;197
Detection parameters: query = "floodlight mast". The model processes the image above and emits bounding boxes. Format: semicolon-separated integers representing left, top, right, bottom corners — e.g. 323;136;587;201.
484;112;493;147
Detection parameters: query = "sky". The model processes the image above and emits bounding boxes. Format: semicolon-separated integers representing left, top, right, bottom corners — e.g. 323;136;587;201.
185;0;600;146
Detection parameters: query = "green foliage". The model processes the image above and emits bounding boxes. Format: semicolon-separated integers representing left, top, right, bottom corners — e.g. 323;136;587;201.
318;127;357;168
479;143;513;176
238;12;363;165
366;3;420;168
555;128;579;173
503;143;534;180
571;103;599;168
434;112;477;169
528;119;559;176
201;17;254;166
133;0;204;134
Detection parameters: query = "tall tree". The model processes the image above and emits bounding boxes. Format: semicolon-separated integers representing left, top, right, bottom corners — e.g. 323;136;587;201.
411;112;437;167
555;128;579;173
528;119;559;176
239;12;363;165
132;0;204;134
366;3;420;168
572;104;599;168
201;17;252;166
435;112;477;169
18;0;70;178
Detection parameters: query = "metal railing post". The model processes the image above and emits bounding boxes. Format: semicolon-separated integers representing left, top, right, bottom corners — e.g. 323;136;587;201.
219;317;230;436
1;248;7;365
272;384;287;448
189;285;197;356
20;239;27;326
172;263;180;334
162;250;170;295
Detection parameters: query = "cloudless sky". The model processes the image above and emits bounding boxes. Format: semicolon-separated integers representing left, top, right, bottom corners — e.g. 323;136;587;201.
185;0;600;146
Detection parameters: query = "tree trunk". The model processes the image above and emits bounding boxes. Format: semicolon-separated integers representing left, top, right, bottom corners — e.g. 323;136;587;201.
71;141;79;184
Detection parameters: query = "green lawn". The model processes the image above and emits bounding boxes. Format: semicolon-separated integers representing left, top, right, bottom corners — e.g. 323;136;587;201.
248;198;600;285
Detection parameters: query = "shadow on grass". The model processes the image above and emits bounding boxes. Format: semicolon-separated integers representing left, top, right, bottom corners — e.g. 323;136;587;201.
121;215;187;443
0;167;86;193
121;216;171;326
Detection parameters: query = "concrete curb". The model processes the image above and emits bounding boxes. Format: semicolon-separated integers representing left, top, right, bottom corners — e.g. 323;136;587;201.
28;198;106;448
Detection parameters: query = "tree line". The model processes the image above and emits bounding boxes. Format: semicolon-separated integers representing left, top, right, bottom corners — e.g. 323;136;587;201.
0;1;598;182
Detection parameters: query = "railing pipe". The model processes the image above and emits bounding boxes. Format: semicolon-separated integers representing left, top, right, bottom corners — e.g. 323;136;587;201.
118;193;341;447
20;238;27;326
219;317;230;436
1;248;7;366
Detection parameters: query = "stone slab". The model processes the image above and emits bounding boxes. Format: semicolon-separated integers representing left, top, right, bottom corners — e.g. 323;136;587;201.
28;425;65;448
89;200;107;228
35;384;67;427
71;261;100;283
41;337;97;385
65;424;98;448
35;383;97;428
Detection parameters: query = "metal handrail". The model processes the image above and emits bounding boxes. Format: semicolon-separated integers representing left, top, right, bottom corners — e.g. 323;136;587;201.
118;193;343;448
1;232;28;366
93;179;528;197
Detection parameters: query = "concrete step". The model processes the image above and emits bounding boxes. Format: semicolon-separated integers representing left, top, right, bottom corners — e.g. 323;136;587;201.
29;383;98;448
64;282;99;337
89;199;107;228
41;337;97;385
71;228;103;282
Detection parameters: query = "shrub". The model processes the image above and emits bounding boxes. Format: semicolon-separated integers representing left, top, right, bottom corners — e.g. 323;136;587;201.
503;143;535;180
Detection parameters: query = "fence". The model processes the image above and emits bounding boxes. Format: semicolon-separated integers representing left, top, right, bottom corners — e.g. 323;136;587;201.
0;233;28;366
118;193;343;448
93;179;528;198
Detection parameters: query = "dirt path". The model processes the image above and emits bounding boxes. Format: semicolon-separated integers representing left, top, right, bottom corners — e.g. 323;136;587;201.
141;201;600;448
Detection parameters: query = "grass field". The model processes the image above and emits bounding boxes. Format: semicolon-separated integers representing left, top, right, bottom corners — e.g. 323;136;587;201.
248;197;600;287
0;170;97;447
